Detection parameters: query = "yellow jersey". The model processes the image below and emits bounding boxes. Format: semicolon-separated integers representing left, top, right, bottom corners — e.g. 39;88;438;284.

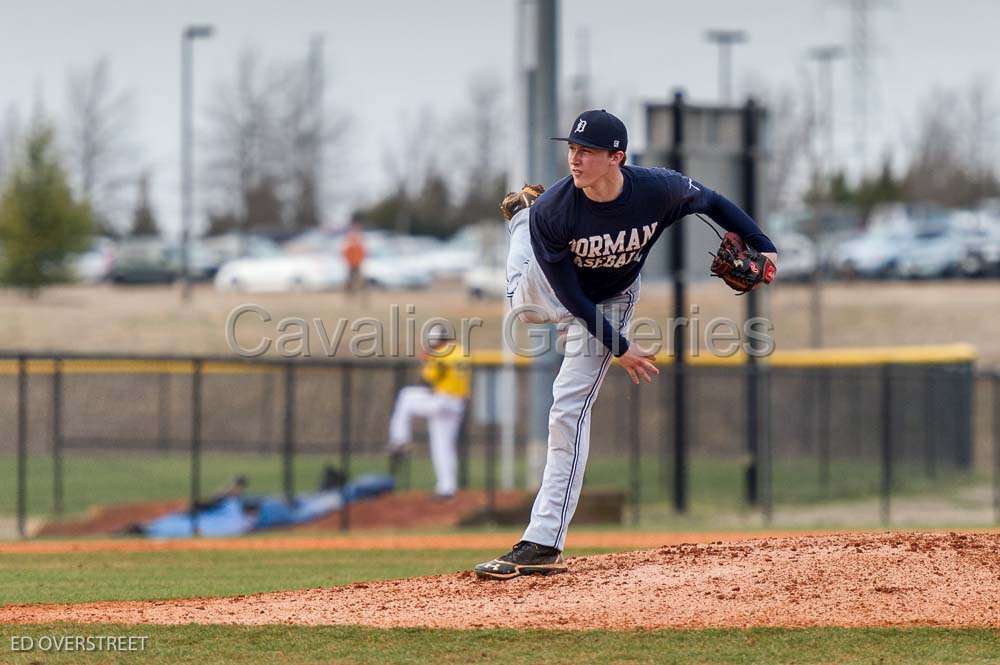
421;344;471;399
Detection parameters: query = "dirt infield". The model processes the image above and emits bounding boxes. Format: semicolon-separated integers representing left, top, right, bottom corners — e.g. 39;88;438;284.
4;532;999;629
0;530;827;554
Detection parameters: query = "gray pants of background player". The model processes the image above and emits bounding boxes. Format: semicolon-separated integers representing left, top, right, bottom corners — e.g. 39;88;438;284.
506;208;639;551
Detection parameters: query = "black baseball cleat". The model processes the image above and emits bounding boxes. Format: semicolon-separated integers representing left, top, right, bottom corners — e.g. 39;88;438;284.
473;540;567;580
498;184;545;222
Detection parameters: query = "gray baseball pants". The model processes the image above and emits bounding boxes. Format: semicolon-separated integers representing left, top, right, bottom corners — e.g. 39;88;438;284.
506;209;639;551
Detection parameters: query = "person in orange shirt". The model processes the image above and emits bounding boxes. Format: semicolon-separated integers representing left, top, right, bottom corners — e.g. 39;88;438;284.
342;223;366;294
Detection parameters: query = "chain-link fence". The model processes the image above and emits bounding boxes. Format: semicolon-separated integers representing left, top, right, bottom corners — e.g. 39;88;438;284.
3;350;996;537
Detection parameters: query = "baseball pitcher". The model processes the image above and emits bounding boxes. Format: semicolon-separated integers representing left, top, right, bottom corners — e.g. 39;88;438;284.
474;109;777;579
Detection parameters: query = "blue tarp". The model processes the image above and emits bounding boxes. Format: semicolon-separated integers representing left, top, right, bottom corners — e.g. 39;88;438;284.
141;473;394;538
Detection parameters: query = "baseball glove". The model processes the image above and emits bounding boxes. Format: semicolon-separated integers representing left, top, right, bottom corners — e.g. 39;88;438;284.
710;231;776;294
499;184;545;221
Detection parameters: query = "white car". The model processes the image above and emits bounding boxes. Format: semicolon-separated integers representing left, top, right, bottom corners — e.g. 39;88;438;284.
464;264;507;299
214;254;347;292
895;230;965;279
833;228;913;278
362;245;431;289
417;225;497;279
771;232;817;282
69;237;116;283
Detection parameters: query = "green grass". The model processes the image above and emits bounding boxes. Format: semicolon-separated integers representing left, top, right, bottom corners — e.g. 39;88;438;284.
1;625;998;664
3;451;980;520
0;548;617;606
3;545;998;663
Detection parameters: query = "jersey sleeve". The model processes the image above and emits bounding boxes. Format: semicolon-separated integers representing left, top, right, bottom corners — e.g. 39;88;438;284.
657;169;776;253
529;206;572;262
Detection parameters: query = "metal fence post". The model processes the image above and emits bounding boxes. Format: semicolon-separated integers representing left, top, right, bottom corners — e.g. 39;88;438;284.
659;364;670;499
957;363;974;470
52;358;64;517
258;370;274;454
993;372;999;525
818;368;831;495
743;97;762;506
16;356;28;539
189;359;203;537
924;367;936;479
669;89;688;514
745;363;760;505
485;365;497;518
339;364;352;531
880;363;893;526
629;379;641;526
283;363;296;503
761;365;773;525
158;372;170;451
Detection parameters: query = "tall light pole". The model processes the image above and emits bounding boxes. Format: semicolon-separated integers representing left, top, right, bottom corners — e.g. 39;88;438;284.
180;24;214;301
805;45;843;349
808;45;845;181
704;29;747;104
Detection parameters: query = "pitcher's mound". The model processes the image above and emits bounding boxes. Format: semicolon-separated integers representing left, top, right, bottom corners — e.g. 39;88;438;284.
5;532;998;629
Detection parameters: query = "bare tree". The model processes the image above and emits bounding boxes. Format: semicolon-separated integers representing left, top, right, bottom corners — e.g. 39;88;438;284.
451;71;506;203
962;76;998;200
203;48;278;228
899;80;1000;208
746;72;816;214
381;106;440;199
203;44;350;233
903;87;965;206
275;37;350;230
64;57;134;234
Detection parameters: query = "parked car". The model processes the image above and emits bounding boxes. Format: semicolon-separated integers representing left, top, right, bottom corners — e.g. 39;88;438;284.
895;229;967;279
958;226;1000;277
417;225;496;279
214;254;348;292
69;237;116;283
361;241;431;290
463;238;507;298
770;232;817;282
163;243;226;282
831;228;913;279
464;264;506;299
951;210;1000;277
200;233;283;276
110;237;178;284
283;227;346;255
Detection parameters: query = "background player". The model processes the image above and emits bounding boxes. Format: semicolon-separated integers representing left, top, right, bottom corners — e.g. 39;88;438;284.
475;109;778;580
387;323;470;499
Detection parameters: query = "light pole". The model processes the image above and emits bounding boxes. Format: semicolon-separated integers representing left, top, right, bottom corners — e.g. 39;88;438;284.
808;46;845;181
180;24;214;301
806;45;844;348
704;29;747;104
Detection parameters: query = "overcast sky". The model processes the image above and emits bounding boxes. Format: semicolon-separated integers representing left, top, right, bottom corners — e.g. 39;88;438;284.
1;0;996;234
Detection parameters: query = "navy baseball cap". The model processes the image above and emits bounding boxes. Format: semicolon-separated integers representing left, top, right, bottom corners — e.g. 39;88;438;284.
552;109;628;152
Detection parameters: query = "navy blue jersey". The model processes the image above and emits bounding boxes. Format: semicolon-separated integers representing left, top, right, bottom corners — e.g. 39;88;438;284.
529;165;775;355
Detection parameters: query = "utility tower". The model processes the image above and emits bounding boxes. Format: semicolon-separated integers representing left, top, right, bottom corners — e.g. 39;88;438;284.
838;0;887;175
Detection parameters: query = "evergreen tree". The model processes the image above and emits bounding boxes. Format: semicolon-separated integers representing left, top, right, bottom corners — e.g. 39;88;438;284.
0;122;92;293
